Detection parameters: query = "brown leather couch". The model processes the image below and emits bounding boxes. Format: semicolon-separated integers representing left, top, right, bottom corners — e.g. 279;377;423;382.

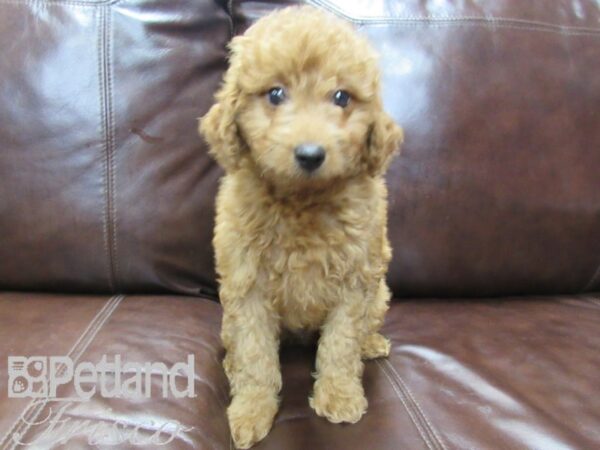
1;1;599;449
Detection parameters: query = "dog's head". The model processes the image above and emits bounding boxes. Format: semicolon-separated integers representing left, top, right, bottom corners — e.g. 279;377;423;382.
200;6;403;191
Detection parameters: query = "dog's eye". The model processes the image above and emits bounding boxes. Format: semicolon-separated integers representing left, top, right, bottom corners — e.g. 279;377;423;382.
333;90;351;108
267;87;286;105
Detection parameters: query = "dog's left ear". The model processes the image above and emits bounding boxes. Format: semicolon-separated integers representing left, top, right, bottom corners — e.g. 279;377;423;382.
366;111;404;176
199;36;248;174
199;83;245;172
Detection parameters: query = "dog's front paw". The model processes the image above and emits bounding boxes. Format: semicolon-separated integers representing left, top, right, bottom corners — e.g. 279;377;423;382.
309;377;367;424
228;388;279;449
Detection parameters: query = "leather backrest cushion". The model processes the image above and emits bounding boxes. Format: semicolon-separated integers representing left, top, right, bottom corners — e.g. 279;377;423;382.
0;0;229;295
233;0;600;297
1;0;599;297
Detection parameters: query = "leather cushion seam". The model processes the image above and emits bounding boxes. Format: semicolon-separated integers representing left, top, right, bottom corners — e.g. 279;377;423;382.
97;5;113;292
384;359;448;450
308;0;600;36
0;0;120;7
376;358;437;450
106;5;119;291
97;5;119;292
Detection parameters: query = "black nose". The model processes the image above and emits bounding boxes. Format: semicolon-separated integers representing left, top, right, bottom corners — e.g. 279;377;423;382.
294;144;325;172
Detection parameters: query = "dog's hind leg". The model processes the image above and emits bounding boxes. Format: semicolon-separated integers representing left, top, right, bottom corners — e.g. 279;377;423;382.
361;279;391;360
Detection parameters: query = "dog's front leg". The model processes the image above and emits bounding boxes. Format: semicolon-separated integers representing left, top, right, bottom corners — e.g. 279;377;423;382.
310;290;368;424
221;287;281;449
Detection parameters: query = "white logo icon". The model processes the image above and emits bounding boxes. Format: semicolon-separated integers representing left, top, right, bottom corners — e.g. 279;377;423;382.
8;357;48;398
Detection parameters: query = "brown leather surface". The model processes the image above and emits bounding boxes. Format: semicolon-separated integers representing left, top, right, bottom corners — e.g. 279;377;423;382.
0;0;228;295
1;292;599;449
0;293;117;443
1;0;599;297
0;293;228;449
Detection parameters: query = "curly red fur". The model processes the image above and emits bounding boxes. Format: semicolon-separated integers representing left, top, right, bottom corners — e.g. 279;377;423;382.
199;6;403;448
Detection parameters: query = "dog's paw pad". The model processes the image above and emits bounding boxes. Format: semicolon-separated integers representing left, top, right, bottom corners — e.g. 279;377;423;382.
361;333;391;359
228;390;278;449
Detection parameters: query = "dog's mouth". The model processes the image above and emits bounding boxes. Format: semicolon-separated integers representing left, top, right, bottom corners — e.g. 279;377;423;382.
256;164;340;198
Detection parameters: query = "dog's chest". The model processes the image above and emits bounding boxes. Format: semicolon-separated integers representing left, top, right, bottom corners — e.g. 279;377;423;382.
259;207;365;330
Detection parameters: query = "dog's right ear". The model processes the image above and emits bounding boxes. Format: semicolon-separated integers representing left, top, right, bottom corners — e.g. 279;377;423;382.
199;74;245;172
365;110;404;176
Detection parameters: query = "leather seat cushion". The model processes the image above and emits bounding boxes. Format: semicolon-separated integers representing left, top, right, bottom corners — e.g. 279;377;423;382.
1;293;598;449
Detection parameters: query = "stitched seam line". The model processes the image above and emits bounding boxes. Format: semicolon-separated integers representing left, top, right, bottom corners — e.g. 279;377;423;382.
0;295;123;449
376;359;435;450
384;359;448;450
98;5;118;292
383;361;443;450
354;21;600;37
582;263;600;292
106;5;119;292
308;0;600;34
0;0;120;6
98;6;113;292
226;0;234;37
